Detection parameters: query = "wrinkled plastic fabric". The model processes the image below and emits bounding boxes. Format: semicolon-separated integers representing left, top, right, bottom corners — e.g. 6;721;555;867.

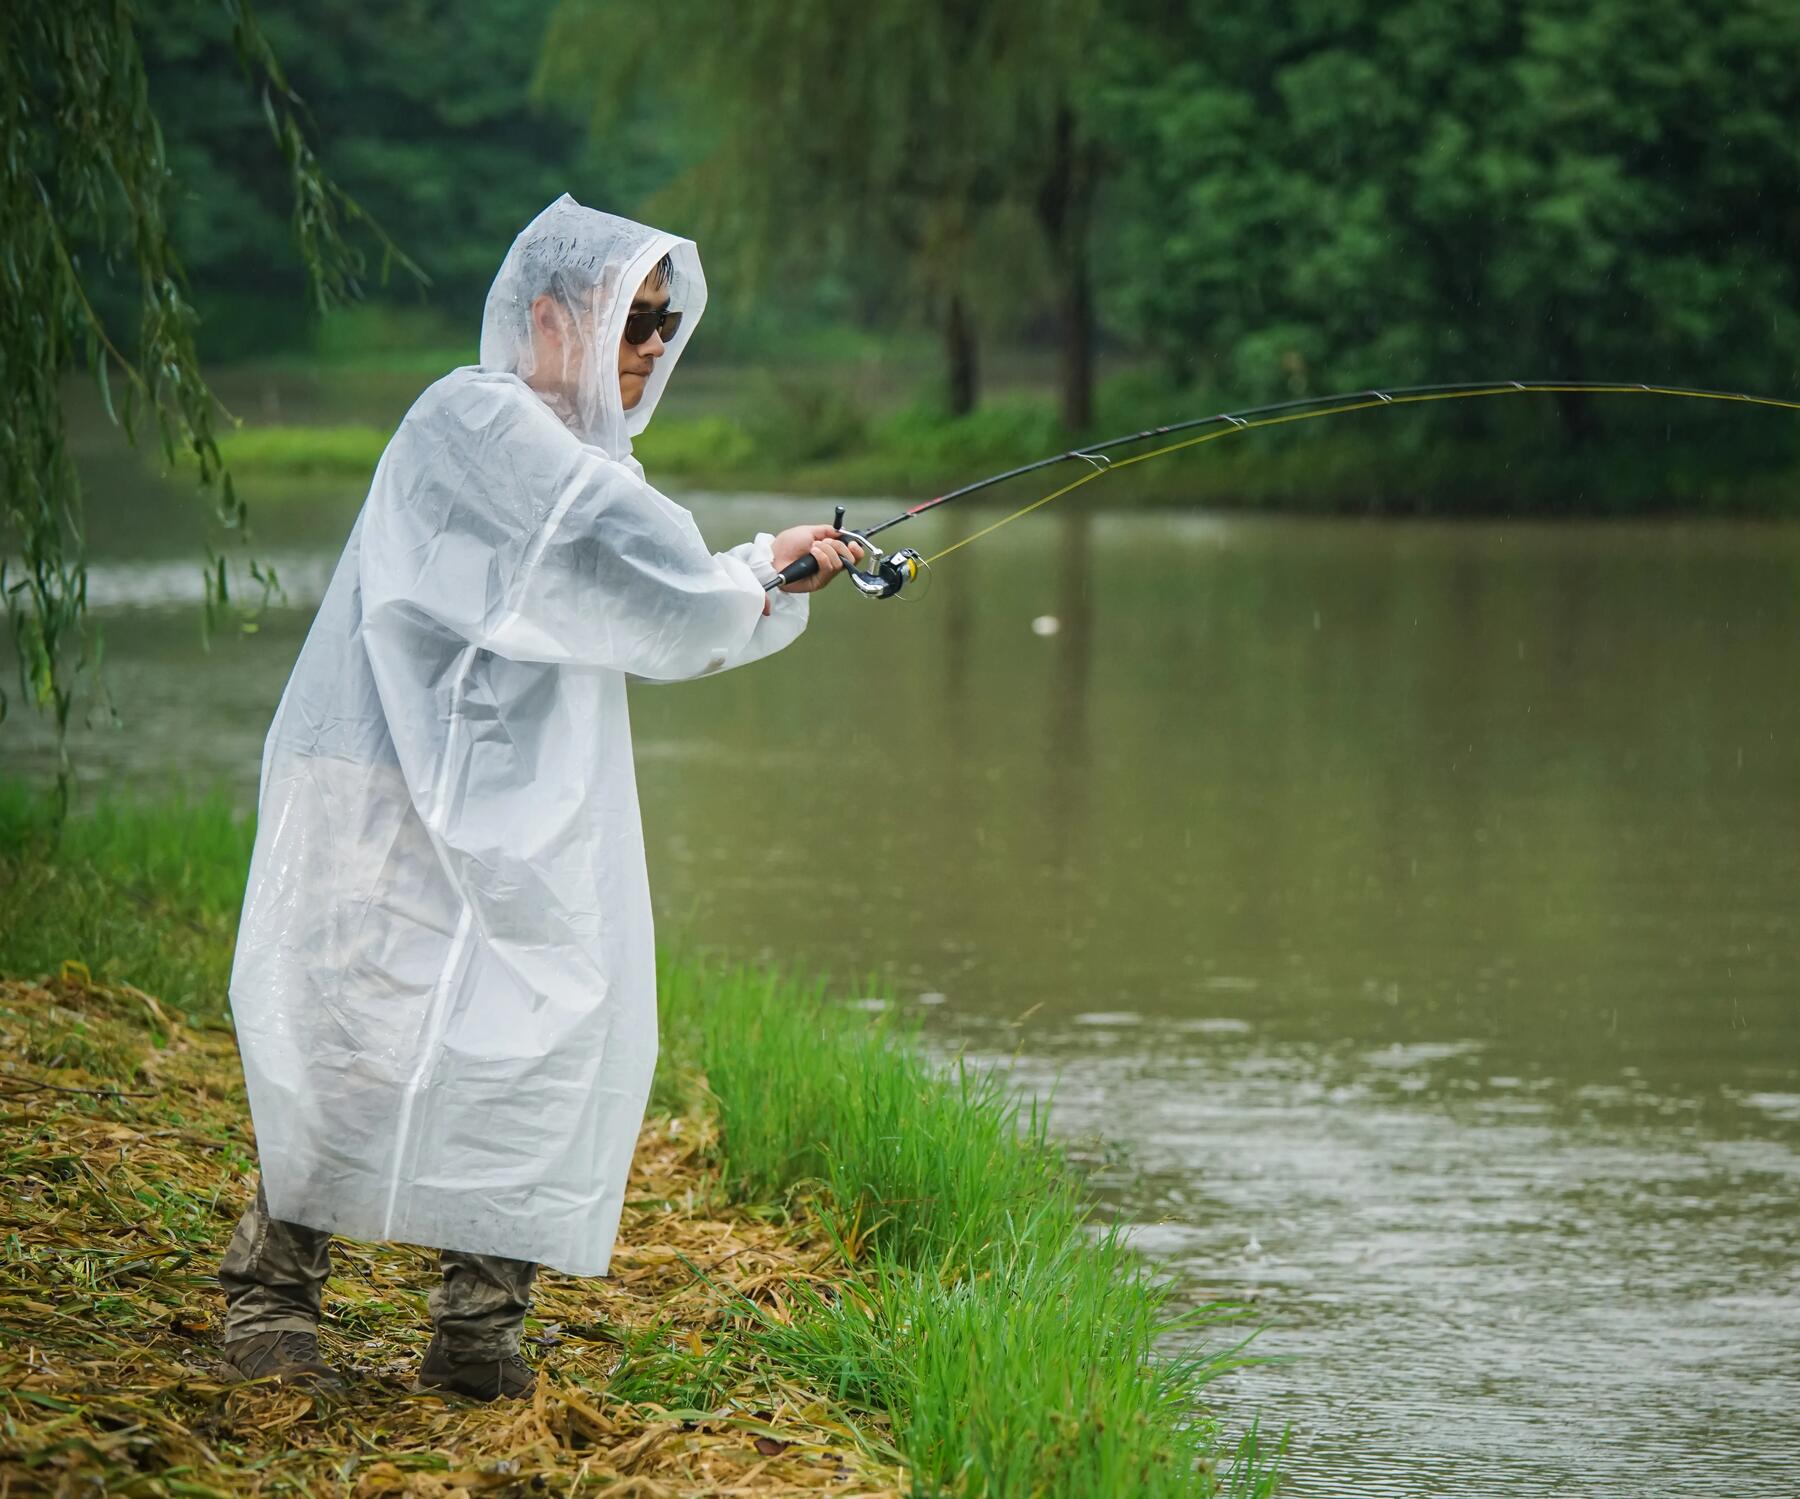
229;196;807;1275
479;192;699;454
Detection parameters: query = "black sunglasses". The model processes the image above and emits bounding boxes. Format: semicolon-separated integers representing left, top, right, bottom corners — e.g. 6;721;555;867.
623;306;683;347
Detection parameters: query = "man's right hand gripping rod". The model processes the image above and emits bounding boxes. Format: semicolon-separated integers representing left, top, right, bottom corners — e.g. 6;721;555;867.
768;505;925;600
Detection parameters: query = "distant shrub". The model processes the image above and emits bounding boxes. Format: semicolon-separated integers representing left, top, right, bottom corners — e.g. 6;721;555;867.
216;424;389;478
634;414;758;475
310;301;472;370
741;373;870;464
876;395;1062;471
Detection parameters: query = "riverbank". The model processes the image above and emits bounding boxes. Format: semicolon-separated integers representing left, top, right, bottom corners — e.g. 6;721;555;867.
0;785;1279;1497
150;355;1800;517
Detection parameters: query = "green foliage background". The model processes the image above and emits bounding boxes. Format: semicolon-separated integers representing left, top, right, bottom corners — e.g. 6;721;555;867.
88;0;1800;435
8;0;1800;760
1104;0;1800;414
132;0;1800;444
133;0;660;360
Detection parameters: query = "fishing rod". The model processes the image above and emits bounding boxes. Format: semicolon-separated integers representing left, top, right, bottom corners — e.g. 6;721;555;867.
767;379;1800;599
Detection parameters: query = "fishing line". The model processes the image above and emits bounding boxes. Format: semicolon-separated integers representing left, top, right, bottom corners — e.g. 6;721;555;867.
767;381;1800;596
921;383;1799;566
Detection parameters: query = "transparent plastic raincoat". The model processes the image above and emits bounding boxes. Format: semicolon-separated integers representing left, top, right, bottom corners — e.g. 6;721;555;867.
229;196;807;1274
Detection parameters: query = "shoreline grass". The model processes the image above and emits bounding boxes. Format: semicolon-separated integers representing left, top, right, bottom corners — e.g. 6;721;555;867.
0;783;1281;1496
204;410;1800;517
179;359;1800;516
215;423;394;479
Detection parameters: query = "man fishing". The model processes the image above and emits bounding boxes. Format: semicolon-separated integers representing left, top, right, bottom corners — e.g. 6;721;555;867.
216;194;857;1400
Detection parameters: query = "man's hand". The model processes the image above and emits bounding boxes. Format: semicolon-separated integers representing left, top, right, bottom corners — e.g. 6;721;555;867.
770;525;865;594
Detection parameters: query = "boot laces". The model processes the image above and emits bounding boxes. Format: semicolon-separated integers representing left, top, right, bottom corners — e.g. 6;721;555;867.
274;1329;321;1361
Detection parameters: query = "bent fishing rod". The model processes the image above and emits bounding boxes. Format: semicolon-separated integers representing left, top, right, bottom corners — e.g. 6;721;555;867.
767;379;1800;599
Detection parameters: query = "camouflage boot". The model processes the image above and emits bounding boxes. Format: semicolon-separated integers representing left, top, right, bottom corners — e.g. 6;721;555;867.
221;1328;347;1391
412;1249;539;1401
412;1337;537;1401
217;1181;345;1390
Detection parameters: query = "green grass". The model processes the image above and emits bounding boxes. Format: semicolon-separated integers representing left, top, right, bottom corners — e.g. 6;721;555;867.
641;373;1800;514
0;782;252;1015
203;409;1800;517
657;960;1280;1494
0;779;1282;1495
215;422;393;478
204;367;1800;517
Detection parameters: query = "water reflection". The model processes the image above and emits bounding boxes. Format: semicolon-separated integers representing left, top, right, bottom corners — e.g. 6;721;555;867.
976;1016;1800;1497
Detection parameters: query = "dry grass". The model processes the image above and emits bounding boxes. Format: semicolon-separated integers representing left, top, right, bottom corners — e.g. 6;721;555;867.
0;969;906;1498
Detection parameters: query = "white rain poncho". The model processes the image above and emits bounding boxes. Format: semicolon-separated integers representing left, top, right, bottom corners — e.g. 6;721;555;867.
229;195;808;1274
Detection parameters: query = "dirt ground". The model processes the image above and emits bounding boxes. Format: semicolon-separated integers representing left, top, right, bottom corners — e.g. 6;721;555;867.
0;971;904;1497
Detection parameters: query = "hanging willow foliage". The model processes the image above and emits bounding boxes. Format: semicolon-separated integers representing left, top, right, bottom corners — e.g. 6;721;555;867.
1;0;416;801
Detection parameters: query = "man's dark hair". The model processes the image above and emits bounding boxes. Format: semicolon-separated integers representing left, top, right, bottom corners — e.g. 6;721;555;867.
515;249;677;319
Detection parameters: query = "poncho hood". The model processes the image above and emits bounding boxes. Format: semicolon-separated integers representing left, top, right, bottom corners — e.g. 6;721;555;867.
478;193;707;457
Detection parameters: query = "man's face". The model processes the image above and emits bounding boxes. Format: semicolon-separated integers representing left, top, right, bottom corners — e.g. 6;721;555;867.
618;269;671;412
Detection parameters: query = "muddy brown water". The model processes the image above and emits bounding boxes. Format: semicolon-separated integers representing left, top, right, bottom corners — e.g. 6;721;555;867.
9;460;1799;1496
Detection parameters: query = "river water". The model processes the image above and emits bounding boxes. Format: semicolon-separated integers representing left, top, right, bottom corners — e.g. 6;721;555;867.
8;456;1799;1496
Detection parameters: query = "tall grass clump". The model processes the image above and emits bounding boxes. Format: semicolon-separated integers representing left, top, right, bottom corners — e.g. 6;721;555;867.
659;960;1281;1496
759;1234;1275;1497
659;965;1059;1264
0;782;252;1014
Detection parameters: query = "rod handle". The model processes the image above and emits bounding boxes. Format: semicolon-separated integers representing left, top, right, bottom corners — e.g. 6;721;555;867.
770;551;822;591
767;506;848;592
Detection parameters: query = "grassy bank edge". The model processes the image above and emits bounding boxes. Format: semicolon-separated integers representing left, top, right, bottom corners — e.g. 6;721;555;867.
190;376;1800;517
0;782;1283;1497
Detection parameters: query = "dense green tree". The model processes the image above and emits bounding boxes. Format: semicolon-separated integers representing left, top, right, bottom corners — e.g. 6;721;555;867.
2;0;399;786
540;0;1108;426
1104;0;1800;438
142;0;636;357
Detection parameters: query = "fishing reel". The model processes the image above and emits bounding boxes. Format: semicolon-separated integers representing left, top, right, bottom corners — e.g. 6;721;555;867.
840;536;928;600
769;505;930;601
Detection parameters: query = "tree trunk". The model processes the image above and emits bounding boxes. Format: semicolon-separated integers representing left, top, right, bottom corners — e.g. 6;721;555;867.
1554;386;1599;448
1552;324;1598;447
1036;101;1097;434
1056;241;1094;433
944;291;979;417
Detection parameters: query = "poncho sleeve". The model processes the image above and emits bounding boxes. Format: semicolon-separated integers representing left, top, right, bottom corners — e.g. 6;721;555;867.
624;531;808;682
359;372;804;681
